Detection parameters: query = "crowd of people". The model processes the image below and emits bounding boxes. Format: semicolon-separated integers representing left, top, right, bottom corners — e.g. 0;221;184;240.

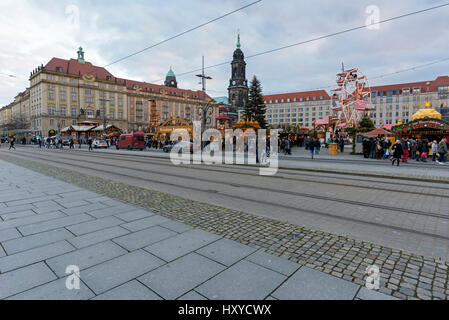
362;137;449;166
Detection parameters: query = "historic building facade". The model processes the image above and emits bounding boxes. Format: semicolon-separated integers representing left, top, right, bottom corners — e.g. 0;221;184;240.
228;34;248;109
1;47;216;138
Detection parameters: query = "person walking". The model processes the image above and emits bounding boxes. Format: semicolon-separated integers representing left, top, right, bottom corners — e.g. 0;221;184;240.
437;138;448;164
391;140;404;166
8;137;16;150
88;138;93;151
78;137;83;149
314;138;321;156
38;138;42;149
338;137;345;153
431;140;438;162
69;138;74;150
401;138;410;163
309;138;316;160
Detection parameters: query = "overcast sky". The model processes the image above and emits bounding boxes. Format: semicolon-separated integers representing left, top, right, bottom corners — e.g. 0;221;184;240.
1;0;449;105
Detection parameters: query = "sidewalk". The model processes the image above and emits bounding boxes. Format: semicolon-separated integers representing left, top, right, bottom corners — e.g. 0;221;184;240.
0;160;397;300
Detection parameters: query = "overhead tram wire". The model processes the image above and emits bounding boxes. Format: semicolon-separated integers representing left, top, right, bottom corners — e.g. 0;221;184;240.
103;0;262;68
151;2;449;83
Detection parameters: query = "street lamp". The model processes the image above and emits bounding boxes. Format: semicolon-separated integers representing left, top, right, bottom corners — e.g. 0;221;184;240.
99;97;110;138
196;56;213;135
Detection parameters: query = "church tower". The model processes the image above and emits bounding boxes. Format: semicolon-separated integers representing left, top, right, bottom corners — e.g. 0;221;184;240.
164;67;178;88
228;33;248;108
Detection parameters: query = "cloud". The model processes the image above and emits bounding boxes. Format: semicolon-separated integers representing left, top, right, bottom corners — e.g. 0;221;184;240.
1;0;449;105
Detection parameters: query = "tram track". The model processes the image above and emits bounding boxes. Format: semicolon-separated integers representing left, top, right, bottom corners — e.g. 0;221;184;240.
5;149;449;220
15;147;449;197
4;150;449;244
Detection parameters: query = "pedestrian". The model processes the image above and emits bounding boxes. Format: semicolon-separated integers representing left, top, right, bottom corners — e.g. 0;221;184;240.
314;138;321;156
78;137;83;149
362;138;370;158
401;138;409;163
437;138;448;164
391;140;403;166
338;137;345;153
376;140;383;160
310;138;316;159
431;140;438;162
69;138;74;149
38;138;42;149
369;138;376;159
88;138;93;151
8;137;16;150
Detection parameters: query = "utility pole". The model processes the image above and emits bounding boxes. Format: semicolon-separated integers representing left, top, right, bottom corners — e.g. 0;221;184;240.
196;56;213;134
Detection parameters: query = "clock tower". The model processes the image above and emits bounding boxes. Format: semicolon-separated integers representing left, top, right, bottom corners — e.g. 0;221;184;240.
164;66;178;88
228;34;248;108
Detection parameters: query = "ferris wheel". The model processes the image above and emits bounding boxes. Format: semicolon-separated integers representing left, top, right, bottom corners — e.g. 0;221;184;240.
331;68;373;130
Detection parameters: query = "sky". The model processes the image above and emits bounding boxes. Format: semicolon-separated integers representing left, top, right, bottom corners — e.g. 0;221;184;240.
1;0;449;105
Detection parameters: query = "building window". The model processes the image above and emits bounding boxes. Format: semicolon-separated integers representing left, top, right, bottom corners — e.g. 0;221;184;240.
48;107;55;115
61;107;66;116
71;108;76;117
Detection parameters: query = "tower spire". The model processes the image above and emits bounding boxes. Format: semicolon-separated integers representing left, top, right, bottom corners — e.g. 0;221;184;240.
237;30;241;49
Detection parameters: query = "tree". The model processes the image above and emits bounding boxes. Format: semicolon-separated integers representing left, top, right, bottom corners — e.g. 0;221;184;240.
359;115;375;129
246;75;267;129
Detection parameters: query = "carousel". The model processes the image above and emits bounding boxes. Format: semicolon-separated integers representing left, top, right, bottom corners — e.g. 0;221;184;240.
154;117;193;141
391;108;449;141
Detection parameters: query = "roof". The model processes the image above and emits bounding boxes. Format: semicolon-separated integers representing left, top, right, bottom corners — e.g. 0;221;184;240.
125;79;211;101
370;76;449;94
263;90;331;104
166;67;176;78
44;58;125;84
213;96;229;104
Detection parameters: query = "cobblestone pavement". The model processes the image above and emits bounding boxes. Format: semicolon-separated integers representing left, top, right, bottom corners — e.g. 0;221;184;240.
0;154;448;300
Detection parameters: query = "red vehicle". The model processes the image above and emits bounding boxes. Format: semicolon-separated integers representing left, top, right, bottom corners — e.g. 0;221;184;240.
116;132;145;151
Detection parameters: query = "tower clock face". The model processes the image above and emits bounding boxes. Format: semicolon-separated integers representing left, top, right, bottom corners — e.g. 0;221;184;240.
232;81;236;85
171;81;175;85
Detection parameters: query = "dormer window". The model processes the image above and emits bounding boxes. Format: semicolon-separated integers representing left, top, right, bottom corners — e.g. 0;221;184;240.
56;67;63;72
106;76;112;81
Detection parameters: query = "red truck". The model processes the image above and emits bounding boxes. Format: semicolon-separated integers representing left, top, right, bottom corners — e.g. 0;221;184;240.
116;131;145;151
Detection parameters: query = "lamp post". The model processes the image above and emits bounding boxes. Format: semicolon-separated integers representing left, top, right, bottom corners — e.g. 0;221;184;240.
99;97;110;138
196;56;213;135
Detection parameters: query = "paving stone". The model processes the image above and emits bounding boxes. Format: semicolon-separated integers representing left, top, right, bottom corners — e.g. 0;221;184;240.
272;267;360;300
88;205;138;219
0;204;35;215
356;287;399;300
66;217;123;236
5;195;60;207
160;220;193;234
0;211;65;231
139;253;225;300
115;209;155;222
8;277;95;300
197;260;286;300
61;202;109;216
0;246;5;258
245;250;301;276
46;241;127;277
92;280;161;300
18;214;94;236
145;229;221;262
68;226;130;249
0;240;75;273
82;250;165;294
0;228;21;242
113;226;177;251
121;215;171;232
0;210;36;221
2;228;74;255
54;199;90;208
178;291;208;300
0;263;57;299
196;238;256;267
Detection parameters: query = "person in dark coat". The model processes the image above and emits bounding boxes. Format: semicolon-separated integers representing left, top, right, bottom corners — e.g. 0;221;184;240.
362;139;371;158
391;140;404;166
